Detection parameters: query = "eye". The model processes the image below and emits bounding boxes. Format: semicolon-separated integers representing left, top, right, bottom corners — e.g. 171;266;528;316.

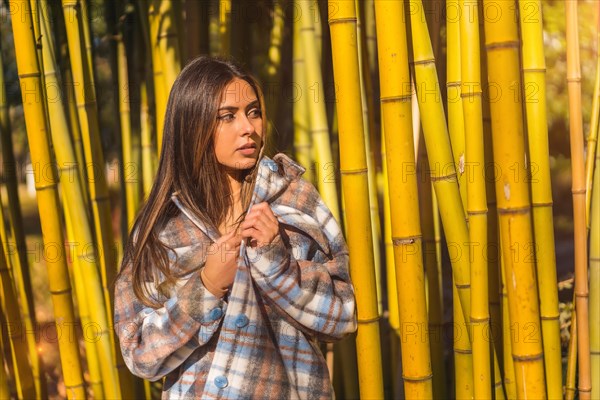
218;113;234;122
248;108;262;119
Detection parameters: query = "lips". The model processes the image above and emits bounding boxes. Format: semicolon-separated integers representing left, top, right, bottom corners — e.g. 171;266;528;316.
238;143;257;150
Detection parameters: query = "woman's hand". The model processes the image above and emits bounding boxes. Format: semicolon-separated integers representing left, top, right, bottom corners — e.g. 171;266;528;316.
240;202;280;248
202;230;241;297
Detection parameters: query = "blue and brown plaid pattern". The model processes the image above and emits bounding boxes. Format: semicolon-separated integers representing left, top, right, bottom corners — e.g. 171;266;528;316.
114;154;357;399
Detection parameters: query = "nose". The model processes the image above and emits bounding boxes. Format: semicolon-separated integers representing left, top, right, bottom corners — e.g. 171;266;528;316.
239;114;254;136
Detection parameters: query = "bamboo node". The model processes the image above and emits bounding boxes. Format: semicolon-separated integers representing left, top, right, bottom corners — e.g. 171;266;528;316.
64;383;85;389
446;81;461;88
454;348;472;354
574;292;589;298
35;182;58;191
512;352;543;362
496;205;530;215
540;315;560;320
392;235;422;246
470;316;490;323
467;209;488;216
531;201;553;207
328;17;357;25
357;316;381;324
413;58;435;66
566;77;582;83
485;40;520;51
18;72;42;79
455;283;471;289
522;68;546;73
571;188;586;194
340;168;368;176
402;373;433;382
430;172;457;182
49;288;72;295
380;95;411;103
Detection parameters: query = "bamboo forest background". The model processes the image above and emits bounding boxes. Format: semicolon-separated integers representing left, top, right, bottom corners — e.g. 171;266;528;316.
0;0;598;399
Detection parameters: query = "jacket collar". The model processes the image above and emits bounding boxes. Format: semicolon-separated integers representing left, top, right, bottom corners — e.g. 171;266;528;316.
171;154;305;241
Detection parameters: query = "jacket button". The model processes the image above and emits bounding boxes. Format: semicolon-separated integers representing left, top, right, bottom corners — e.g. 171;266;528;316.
235;314;249;328
214;375;228;389
209;308;223;321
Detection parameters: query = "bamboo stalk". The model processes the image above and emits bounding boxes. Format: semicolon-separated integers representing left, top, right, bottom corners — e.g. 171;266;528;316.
519;1;563;398
565;308;577;400
483;0;547;396
328;2;384;398
0;33;44;400
589;136;599;400
0;318;9;400
9;2;87;397
156;0;181;92
356;0;382;317
585;2;600;222
145;0;167;153
500;253;517;399
565;1;592;398
61;0;122;397
374;1;432;397
219;0;231;55
417;136;446;399
453;284;474;400
292;13;314;182
446;0;468;212
117;35;140;227
382;125;401;397
459;1;491;397
0;249;36;399
299;0;340;221
407;0;474;344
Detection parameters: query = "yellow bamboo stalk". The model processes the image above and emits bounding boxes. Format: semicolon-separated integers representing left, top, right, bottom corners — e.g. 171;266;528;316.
9;2;87;397
566;1;592;398
117;36;140;227
146;0;167;153
157;0;182;92
356;0;382;317
382;124;401;395
64;193;104;399
566;308;578;400
585;3;600;221
589;139;599;400
500;253;517;399
459;1;491;397
61;0;122;397
219;0;231;55
293;13;314;182
0;250;35;399
519;1;562;397
140;79;155;197
417;137;446;398
453;284;474;400
446;0;468;213
483;0;547;396
328;3;384;399
0;39;44;400
374;1;432;397
408;0;474;342
299;0;340;221
589;130;599;400
0;319;9;400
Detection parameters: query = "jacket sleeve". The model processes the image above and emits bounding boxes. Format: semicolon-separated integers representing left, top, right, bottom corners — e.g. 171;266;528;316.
245;190;357;342
114;235;227;380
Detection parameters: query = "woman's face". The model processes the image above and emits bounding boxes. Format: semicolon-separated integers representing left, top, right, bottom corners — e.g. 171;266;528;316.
214;78;263;176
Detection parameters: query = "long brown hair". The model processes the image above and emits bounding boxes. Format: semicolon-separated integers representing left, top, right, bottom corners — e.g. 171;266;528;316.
120;56;267;307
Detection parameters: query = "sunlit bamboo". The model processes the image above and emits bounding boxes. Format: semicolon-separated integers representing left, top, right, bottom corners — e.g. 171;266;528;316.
328;2;384;398
483;0;547;396
566;1;592;398
374;1;432;397
299;0;340;220
10;1;87;396
586;4;600;221
519;1;563;397
589;139;599;400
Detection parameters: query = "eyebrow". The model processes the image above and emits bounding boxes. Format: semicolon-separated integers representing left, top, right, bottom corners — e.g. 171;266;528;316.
218;99;260;112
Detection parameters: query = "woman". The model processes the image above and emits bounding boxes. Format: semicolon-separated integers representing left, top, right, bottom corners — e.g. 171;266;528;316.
114;56;357;399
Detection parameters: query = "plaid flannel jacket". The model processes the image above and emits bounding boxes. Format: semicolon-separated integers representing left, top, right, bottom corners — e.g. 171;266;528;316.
114;153;357;399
